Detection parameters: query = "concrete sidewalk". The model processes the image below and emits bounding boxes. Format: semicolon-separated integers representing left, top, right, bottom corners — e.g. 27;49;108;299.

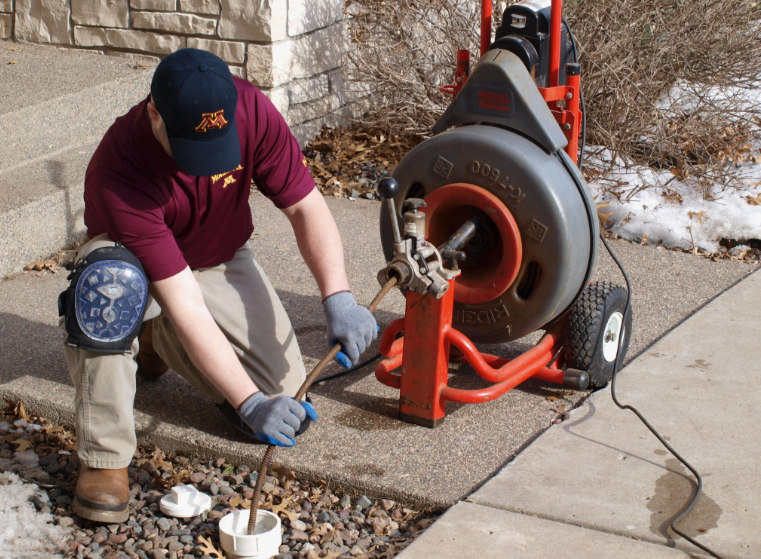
0;40;153;278
2;192;758;513
2;39;760;559
398;268;761;558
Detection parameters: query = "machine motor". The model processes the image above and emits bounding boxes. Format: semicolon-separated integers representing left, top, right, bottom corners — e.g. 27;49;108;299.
491;0;576;87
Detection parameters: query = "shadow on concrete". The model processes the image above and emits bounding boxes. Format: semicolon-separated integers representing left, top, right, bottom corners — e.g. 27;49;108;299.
0;311;70;386
0;310;228;437
307;327;584;424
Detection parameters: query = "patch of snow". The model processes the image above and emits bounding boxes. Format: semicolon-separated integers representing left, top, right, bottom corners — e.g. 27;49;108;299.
590;161;761;253
656;79;761;117
587;80;761;253
0;472;71;559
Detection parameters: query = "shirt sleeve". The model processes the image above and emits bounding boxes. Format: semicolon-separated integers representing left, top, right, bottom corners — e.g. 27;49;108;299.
246;88;316;209
85;169;188;282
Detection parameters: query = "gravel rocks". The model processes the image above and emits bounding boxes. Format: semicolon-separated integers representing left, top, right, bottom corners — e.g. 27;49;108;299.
1;403;436;559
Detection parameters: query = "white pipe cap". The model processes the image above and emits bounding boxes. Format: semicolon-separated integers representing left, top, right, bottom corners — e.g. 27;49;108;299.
160;484;212;518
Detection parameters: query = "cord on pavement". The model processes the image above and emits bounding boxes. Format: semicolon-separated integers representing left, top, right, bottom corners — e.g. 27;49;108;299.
602;236;726;559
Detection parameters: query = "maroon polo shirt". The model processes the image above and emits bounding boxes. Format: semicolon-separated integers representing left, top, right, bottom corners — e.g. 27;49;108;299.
83;77;315;281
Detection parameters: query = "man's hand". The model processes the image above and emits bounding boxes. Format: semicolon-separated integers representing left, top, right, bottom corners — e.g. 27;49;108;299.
323;291;377;367
237;392;318;447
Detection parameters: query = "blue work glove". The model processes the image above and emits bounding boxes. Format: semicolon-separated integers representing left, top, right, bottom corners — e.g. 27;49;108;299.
323;291;377;368
237;392;318;447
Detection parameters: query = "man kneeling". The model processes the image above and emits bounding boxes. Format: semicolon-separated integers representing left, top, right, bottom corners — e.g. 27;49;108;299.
59;48;376;523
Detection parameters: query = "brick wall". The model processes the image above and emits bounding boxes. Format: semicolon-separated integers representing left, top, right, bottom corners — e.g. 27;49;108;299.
0;0;359;144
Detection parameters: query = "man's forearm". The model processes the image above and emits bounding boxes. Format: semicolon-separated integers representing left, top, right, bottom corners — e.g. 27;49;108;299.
282;188;378;365
150;267;258;408
282;188;351;299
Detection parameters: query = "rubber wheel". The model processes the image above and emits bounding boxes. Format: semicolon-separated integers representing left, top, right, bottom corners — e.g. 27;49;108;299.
563;281;632;388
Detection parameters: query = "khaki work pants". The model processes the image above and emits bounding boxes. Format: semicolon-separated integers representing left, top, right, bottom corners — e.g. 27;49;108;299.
62;235;306;468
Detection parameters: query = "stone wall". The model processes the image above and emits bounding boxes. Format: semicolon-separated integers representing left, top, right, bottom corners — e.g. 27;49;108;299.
0;0;357;144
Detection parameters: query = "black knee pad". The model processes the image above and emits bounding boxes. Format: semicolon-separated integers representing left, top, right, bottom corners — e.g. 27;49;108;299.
58;244;149;353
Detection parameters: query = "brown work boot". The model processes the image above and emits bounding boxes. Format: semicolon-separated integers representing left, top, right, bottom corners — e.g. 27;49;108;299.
136;319;168;380
72;465;130;523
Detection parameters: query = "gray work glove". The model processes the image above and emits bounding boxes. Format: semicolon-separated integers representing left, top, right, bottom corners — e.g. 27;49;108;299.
323;291;377;367
237;392;317;447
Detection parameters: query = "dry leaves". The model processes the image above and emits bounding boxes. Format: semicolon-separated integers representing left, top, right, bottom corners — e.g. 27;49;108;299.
270;495;300;522
15;401;32;422
309;522;334;543
745;193;761;206
596;202;613;229
197;535;226;559
228;492;252;510
12;439;33;452
2;400;78;454
24;259;60;272
371;511;393;535
272;465;296;480
412;518;435;532
304;125;421;198
40;419;77;451
661;188;683;204
669;166;689;182
23;247;77;275
688;210;709;223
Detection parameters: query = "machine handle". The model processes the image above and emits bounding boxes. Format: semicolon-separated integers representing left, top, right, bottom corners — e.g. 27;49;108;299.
377;177;399;199
378;178;403;245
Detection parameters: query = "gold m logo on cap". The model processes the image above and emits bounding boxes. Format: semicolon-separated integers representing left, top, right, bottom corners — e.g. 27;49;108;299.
195;110;228;133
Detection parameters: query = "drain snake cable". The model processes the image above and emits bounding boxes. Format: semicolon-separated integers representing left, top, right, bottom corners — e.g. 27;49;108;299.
602;236;725;559
247;276;398;534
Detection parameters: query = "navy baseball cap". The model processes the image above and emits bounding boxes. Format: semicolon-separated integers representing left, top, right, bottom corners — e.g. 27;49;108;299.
151;48;240;177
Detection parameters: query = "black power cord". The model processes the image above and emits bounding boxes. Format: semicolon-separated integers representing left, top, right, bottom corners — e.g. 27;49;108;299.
601;236;726;559
568;15;723;553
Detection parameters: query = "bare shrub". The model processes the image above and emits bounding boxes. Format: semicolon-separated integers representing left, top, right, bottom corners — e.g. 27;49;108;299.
344;0;482;133
344;0;761;190
567;0;761;186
